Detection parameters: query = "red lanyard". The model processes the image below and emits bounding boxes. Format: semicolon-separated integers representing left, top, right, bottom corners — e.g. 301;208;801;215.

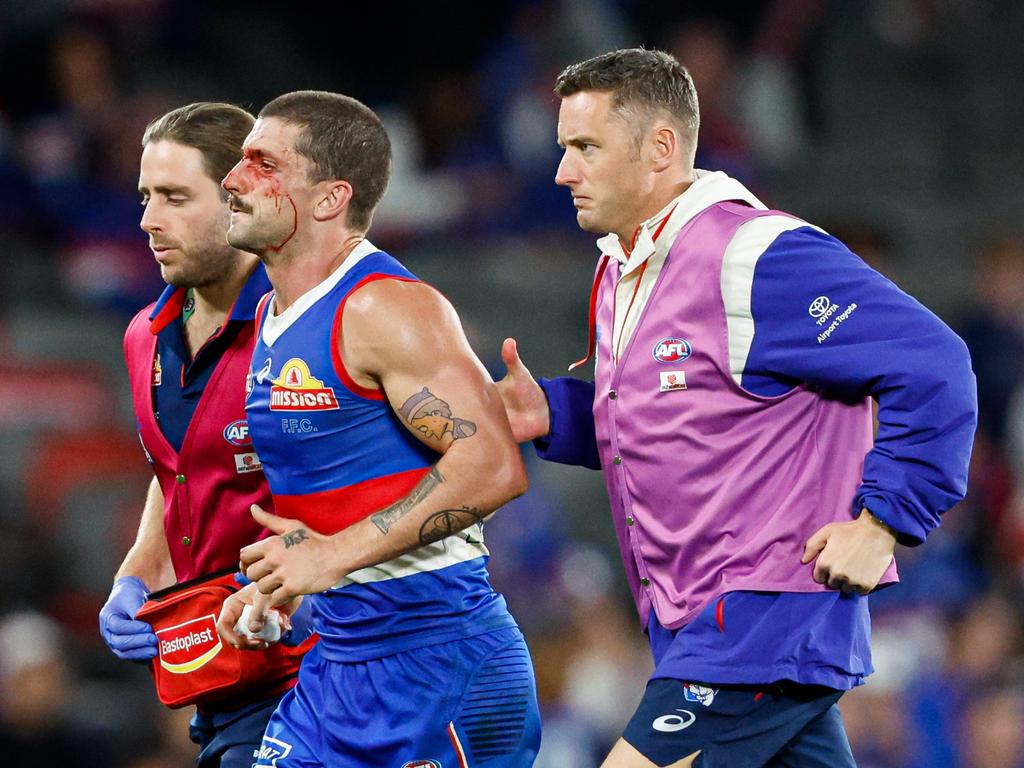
568;204;678;371
568;255;611;371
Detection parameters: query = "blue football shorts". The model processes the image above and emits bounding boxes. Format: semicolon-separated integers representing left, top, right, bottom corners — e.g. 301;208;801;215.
191;693;283;768
255;626;540;767
622;678;856;768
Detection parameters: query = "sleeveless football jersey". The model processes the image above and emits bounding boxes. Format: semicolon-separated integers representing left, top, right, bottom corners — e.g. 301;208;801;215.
247;240;515;660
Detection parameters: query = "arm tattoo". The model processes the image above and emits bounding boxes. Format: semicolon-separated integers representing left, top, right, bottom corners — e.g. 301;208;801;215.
398;387;477;442
371;467;444;534
282;529;309;548
419;506;486;546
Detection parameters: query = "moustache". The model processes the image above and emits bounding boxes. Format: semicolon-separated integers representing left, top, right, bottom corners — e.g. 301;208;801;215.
228;195;253;214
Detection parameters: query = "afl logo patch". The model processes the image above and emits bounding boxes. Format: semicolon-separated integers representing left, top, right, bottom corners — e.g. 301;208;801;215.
402;762;441;768
223;420;252;446
653;338;691;363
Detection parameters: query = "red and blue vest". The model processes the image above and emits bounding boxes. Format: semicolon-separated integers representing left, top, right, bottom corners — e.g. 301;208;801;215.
124;289;272;582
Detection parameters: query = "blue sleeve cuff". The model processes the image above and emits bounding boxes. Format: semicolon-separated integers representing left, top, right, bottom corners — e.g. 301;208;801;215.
855;493;935;547
534;377;601;470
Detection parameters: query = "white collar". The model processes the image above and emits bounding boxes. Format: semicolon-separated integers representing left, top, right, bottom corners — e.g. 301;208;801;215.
262;238;378;345
596;170;768;274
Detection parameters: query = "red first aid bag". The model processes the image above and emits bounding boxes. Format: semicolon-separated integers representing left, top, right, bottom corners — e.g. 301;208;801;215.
136;569;315;709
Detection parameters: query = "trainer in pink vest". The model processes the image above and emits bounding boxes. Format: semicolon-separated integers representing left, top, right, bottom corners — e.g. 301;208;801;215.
592;200;898;631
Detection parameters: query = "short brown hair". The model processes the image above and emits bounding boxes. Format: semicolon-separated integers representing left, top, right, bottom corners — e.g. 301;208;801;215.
142;102;255;190
555;48;699;156
259;91;391;232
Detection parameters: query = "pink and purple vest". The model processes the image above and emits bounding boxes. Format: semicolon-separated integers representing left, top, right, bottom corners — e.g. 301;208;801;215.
593;201;897;630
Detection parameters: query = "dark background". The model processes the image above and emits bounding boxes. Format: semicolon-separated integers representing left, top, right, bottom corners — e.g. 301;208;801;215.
0;2;1022;766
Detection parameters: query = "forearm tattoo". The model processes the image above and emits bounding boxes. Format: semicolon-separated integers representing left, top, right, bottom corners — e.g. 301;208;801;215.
419;506;486;546
371;467;444;534
282;529;308;548
398;387;477;442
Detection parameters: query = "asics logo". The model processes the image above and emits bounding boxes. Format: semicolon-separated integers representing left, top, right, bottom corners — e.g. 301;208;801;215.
255;357;274;384
652;709;696;732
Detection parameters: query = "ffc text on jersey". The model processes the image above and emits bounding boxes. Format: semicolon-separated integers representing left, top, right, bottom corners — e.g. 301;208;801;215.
653;337;692;363
268;358;340;412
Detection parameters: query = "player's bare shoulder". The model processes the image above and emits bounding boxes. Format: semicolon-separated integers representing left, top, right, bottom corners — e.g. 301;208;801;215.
347;277;453;325
341;278;464;377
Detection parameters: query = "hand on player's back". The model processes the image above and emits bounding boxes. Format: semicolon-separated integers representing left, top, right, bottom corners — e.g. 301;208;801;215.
496;338;551;443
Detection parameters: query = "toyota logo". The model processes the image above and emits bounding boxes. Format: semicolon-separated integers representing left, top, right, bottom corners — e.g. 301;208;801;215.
808;296;831;318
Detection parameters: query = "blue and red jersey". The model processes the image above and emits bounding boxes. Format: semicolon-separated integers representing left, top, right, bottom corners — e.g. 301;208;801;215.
246;239;515;660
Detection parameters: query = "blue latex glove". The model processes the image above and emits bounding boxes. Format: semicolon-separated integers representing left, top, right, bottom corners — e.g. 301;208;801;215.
99;576;157;660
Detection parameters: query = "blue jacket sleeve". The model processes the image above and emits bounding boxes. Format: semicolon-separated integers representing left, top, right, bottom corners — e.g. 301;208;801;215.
533;377;601;470
739;226;977;545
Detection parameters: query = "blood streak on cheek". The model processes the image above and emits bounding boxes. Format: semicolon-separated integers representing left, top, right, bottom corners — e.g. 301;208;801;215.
258;171;298;252
268;193;299;253
263;175;291;219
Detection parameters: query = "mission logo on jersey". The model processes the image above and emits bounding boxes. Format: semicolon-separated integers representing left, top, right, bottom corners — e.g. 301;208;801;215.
269;358;340;411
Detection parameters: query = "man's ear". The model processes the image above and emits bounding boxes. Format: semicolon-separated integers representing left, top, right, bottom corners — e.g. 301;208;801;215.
649;124;679;172
314;180;354;222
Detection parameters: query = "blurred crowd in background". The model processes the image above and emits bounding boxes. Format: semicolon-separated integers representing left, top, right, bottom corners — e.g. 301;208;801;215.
0;1;1022;766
